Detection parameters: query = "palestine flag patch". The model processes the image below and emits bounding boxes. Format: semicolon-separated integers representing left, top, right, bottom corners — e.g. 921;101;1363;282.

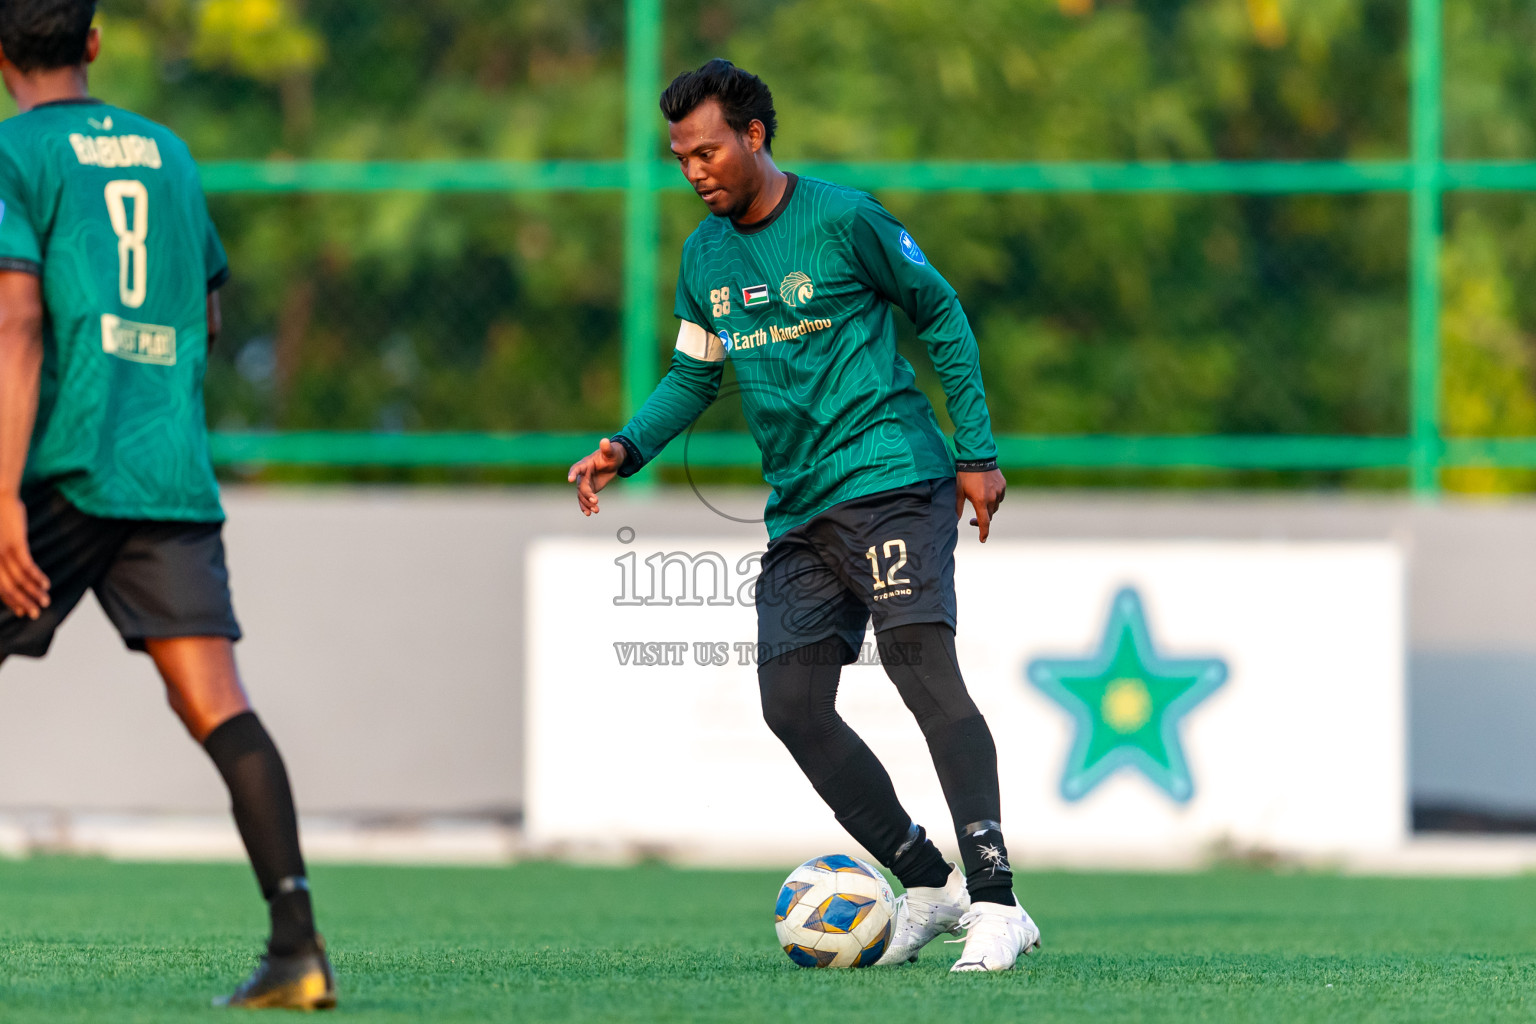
742;284;770;307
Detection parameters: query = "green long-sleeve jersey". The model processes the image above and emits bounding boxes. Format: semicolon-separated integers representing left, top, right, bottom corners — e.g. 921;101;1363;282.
613;174;997;539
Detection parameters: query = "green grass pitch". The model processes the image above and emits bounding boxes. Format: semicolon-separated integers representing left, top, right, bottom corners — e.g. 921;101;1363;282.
1;857;1534;1022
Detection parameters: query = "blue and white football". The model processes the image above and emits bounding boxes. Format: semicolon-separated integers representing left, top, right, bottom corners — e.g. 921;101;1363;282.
774;854;895;968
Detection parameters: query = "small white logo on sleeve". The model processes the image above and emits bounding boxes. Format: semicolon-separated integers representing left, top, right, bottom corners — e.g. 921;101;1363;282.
899;230;926;265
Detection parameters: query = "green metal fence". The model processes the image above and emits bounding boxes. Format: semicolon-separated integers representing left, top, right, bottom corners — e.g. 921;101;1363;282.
201;0;1510;495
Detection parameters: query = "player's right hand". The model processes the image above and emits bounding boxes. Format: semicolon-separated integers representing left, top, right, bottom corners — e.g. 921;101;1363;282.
567;438;628;517
0;495;49;619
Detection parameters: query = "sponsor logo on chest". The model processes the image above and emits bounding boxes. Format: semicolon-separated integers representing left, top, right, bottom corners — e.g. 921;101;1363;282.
709;271;830;352
720;316;834;353
716;272;816;315
780;271;814;307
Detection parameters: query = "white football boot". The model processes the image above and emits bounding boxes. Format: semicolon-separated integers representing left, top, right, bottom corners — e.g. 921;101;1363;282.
874;864;970;966
948;901;1041;972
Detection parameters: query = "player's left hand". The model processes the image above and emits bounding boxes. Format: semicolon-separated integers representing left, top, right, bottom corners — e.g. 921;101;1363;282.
567;437;628;516
956;469;1006;543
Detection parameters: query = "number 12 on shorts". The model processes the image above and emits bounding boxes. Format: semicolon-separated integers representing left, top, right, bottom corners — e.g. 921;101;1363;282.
864;539;911;591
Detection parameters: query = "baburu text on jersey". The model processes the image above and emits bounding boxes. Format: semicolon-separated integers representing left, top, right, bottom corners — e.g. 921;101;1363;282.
67;133;164;169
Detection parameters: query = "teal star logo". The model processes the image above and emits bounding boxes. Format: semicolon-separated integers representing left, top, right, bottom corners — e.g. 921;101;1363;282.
1027;588;1227;803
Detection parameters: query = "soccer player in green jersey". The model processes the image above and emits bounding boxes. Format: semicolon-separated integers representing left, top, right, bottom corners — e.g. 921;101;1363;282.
569;60;1040;971
0;1;334;1008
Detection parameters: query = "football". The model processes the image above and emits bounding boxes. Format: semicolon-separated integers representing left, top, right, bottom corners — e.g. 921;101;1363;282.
773;854;896;968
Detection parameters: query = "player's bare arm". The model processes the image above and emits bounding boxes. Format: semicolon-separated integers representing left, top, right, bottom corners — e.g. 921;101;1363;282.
956;468;1007;544
567;437;628;516
0;269;49;619
207;290;222;350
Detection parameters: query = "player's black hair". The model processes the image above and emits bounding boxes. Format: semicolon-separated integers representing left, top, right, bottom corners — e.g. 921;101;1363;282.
660;58;777;152
0;0;97;73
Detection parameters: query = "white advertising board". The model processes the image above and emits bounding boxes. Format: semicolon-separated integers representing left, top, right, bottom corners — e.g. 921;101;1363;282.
526;538;1405;866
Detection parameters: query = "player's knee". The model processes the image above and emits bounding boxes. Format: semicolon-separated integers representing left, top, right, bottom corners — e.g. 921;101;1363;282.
162;685;208;739
759;684;811;749
759;679;837;755
908;687;982;737
759;638;851;751
160;677;251;743
161;683;185;717
877;622;980;729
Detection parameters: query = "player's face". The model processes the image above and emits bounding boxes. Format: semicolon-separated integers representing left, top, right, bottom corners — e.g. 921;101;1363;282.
669;100;761;219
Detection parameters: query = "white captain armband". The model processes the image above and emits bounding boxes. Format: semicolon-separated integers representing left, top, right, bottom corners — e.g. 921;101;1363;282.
675;319;727;363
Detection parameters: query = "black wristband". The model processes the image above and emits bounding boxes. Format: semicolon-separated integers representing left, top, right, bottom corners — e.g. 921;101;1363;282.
955;458;998;473
610;434;642;477
0;257;41;276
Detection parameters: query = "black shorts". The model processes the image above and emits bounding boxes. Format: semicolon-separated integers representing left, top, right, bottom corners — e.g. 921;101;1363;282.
756;477;959;663
0;484;242;660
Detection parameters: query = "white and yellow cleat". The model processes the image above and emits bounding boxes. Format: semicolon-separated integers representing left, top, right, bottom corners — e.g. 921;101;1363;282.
874;864;970;966
948;901;1041;972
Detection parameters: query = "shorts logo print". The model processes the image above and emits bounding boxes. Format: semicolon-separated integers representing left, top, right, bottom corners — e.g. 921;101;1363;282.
754;480;959;659
864;539;914;601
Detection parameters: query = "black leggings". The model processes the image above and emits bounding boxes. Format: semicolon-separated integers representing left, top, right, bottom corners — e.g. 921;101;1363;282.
759;622;1015;902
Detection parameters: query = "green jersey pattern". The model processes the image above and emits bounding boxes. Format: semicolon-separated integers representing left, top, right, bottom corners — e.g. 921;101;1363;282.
0;99;228;522
615;175;996;539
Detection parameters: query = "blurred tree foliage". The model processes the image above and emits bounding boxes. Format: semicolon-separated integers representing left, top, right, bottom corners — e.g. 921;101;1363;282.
4;0;1535;489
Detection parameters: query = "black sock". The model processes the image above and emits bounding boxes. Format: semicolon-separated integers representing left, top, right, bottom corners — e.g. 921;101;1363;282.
956;819;1016;906
760;638;947;889
203;711;317;955
819;746;948;890
926;716;1016;905
879;624;1018;906
888;823;951;890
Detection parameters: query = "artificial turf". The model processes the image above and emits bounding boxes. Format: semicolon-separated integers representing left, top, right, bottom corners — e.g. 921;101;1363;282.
0;857;1532;1022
